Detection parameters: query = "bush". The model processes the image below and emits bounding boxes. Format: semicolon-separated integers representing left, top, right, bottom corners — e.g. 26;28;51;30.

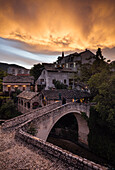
0;100;22;119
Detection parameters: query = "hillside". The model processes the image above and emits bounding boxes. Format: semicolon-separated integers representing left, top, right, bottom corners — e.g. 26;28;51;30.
0;62;27;72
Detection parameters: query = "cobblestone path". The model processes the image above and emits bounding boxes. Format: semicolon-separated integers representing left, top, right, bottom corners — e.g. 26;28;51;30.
0;127;73;170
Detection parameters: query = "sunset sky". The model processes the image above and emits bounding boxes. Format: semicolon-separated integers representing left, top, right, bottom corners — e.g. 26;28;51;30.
0;0;115;68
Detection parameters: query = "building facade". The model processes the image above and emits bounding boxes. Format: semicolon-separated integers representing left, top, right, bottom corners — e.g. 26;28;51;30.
3;75;34;92
7;66;30;76
17;91;41;113
56;49;95;71
40;89;91;105
36;66;76;90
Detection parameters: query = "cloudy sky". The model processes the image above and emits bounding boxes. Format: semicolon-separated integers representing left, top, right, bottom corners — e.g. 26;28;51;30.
0;0;115;68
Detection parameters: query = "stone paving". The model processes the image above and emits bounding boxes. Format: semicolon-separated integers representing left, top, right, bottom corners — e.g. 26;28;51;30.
0;127;74;170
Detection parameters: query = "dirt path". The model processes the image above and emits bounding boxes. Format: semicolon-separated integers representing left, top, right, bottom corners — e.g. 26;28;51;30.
0;127;73;170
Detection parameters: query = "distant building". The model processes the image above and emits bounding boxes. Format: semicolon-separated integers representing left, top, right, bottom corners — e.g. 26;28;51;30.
7;65;30;76
3;75;34;92
56;49;95;71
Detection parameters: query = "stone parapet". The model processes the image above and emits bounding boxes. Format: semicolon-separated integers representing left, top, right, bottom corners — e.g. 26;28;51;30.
16;129;108;170
2;101;62;129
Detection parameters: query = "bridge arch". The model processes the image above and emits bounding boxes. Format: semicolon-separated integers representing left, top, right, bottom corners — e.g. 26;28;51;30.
47;113;78;143
35;103;90;147
45;111;89;146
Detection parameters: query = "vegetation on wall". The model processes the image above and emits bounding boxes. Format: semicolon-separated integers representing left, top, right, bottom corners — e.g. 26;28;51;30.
27;122;37;136
53;79;68;89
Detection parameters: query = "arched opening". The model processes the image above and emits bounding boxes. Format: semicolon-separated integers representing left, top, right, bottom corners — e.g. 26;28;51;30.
47;113;78;152
32;102;39;109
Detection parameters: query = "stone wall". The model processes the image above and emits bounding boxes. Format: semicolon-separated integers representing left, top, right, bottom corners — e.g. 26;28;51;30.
2;102;62;129
16;128;107;170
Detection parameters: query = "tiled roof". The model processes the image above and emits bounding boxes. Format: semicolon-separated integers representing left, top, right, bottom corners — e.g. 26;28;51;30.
42;89;90;100
3;75;34;83
57;50;95;63
44;67;76;73
17;91;39;100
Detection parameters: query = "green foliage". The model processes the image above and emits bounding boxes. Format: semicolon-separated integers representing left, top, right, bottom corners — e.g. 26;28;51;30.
88;70;115;130
53;80;68;89
88;107;115;165
0;100;22;119
79;63;92;83
27;123;37;136
81;48;115;165
10;90;21;103
0;69;8;91
30;64;44;81
78;48;109;83
81;112;89;122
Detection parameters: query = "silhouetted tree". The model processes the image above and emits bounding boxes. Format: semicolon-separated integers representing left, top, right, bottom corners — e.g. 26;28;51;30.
30;64;44;81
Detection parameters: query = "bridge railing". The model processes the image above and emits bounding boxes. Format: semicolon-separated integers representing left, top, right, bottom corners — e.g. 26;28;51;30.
2;101;62;129
39;102;90;118
2;102;90;130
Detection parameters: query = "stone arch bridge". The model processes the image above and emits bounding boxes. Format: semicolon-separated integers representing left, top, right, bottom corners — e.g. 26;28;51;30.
26;102;90;146
2;102;90;146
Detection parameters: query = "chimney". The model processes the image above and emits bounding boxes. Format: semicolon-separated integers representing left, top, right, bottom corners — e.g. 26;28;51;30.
62;51;64;58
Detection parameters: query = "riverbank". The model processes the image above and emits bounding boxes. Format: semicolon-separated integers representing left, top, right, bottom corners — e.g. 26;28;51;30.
48;137;114;168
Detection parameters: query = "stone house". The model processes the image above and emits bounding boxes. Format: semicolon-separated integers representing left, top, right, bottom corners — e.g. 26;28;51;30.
17;91;41;113
17;89;91;113
35;64;76;90
7;65;30;76
3;75;34;92
56;49;95;71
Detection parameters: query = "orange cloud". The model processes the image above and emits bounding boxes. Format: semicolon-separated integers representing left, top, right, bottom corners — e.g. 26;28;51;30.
0;0;115;53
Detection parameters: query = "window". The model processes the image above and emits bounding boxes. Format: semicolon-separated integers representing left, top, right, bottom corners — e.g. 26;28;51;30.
40;79;44;83
66;63;68;68
52;79;56;84
74;62;76;68
8;87;11;92
64;79;66;84
70;63;73;68
18;69;22;74
27;102;30;108
70;57;74;62
21;100;23;105
23;87;25;91
12;69;15;75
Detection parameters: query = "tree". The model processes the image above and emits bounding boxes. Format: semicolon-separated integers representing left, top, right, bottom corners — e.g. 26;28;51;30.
30;64;44;81
0;69;7;91
53;80;67;89
0;100;22;119
88;68;115;130
79;63;92;83
78;48;109;83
